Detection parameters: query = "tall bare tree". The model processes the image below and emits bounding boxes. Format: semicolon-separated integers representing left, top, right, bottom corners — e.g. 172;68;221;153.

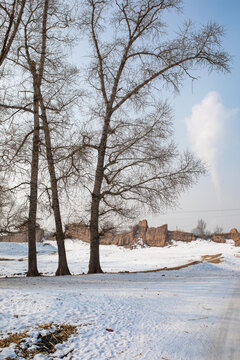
0;0;79;275
78;0;230;273
17;0;79;275
21;0;49;276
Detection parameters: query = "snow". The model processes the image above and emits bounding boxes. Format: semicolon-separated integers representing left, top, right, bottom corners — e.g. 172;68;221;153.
1;238;239;276
0;239;239;359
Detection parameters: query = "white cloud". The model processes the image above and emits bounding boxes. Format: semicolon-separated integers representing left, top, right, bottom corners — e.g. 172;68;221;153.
185;91;233;198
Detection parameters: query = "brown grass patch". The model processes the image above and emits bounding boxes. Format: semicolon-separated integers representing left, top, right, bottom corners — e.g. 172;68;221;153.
0;258;15;261
37;322;54;330
119;260;201;274
118;253;224;274
0;323;77;359
0;330;28;348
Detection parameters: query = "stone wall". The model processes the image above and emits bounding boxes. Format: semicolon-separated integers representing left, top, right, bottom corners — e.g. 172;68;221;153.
228;228;240;246
65;220;168;247
168;230;196;242
145;224;168;247
64;220;240;247
211;228;240;246
211;234;227;243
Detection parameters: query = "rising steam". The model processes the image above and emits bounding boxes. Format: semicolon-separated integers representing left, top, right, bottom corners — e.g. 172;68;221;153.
185;91;232;198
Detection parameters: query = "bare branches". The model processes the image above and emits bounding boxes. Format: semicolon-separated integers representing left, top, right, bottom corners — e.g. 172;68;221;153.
89;0;108;106
0;0;26;67
38;0;49;84
100;111;205;215
85;1;229;114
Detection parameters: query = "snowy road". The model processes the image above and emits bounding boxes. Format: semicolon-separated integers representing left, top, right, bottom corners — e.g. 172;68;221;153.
210;279;240;360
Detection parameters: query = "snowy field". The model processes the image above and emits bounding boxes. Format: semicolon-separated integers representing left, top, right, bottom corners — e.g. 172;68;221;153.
0;239;240;359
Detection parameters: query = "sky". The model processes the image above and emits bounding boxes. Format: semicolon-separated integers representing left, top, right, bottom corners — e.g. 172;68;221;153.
150;0;240;231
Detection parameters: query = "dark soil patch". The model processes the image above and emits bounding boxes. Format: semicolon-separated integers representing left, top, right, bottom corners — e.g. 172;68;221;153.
33;324;77;356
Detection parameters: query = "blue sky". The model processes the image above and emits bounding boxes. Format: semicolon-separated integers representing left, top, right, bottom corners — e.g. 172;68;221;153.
150;0;240;231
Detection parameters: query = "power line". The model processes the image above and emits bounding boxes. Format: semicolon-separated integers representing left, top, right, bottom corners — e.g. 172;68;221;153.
169;208;240;214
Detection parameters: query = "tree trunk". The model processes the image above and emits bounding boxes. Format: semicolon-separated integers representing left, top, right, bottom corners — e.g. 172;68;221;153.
27;81;40;277
88;193;103;273
88;116;111;274
39;93;71;276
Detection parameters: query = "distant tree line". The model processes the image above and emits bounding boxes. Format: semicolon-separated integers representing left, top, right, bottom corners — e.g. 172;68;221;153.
0;0;230;275
192;219;224;239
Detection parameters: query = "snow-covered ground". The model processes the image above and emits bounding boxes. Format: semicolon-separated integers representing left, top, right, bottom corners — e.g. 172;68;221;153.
0;239;240;359
0;238;239;276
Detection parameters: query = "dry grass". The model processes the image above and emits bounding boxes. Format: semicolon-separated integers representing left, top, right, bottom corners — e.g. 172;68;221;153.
201;253;224;263
0;258;15;261
0;323;77;359
119;253;225;274
119;260;201;274
0;330;28;348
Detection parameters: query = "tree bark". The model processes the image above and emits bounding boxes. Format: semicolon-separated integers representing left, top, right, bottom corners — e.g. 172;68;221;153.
88;193;103;274
27;77;40;277
26;0;48;277
88;116;111;274
39;93;71;276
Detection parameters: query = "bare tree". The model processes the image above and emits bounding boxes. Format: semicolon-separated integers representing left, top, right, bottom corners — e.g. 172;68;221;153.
0;0;27;202
192;219;210;238
22;0;49;276
213;226;223;234
0;0;80;275
17;0;80;275
78;0;230;273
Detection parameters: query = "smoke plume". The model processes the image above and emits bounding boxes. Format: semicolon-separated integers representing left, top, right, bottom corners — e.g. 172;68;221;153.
185;91;232;197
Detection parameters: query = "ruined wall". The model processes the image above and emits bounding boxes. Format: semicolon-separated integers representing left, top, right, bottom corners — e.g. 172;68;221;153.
65;220;168;247
211;228;240;246
64;220;240;247
65;223;90;242
0;228;44;243
2;219;239;246
145;224;168;247
228;228;240;246
211;234;227;243
64;220;150;247
168;230;196;242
